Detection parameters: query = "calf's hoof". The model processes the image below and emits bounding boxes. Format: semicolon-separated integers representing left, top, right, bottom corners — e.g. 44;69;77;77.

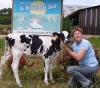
17;83;22;88
44;80;49;85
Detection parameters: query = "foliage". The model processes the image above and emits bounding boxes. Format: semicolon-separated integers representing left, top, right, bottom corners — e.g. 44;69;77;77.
62;15;72;34
0;8;12;24
1;59;70;88
60;44;78;71
60;57;77;70
0;24;11;30
0;24;11;35
0;38;5;50
0;24;7;30
88;37;100;52
0;16;11;24
6;55;41;72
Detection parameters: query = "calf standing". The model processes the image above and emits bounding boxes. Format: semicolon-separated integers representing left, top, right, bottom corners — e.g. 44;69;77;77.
0;31;69;87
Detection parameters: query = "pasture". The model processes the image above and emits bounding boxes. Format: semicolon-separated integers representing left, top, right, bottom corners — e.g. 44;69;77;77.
0;36;100;88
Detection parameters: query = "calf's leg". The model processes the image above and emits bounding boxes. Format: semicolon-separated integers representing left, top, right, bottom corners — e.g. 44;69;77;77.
44;59;50;85
0;50;12;79
49;62;55;83
11;50;23;87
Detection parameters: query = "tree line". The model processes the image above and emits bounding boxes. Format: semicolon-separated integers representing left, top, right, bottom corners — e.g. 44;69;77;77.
0;8;12;24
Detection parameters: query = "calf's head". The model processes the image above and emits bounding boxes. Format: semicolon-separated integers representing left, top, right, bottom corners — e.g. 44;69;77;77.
53;31;70;44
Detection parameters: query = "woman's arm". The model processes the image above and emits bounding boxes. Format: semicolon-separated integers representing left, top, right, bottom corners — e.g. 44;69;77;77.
62;43;87;61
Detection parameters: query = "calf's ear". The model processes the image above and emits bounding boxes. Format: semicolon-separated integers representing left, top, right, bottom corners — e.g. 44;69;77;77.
67;33;70;39
53;32;59;38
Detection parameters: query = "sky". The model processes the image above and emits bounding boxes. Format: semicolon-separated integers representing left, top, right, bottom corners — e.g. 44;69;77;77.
0;0;100;10
63;0;100;6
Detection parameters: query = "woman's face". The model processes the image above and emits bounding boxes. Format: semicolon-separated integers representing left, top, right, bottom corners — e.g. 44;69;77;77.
73;31;83;42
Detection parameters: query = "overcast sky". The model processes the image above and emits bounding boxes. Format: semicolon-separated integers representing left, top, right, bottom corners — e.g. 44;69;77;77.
63;0;100;6
0;0;100;10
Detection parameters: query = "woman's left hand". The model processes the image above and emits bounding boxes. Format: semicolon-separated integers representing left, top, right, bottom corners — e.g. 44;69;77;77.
61;42;68;48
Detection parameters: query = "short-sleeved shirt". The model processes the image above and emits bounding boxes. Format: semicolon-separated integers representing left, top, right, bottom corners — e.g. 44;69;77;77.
71;38;98;67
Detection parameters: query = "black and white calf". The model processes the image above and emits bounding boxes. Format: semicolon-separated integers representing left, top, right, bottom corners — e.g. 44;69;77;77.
0;31;70;87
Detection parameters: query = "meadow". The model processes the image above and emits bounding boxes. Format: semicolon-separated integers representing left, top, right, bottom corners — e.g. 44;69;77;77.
0;36;100;88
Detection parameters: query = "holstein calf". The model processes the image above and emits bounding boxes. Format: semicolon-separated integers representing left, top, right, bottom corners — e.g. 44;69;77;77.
0;31;70;87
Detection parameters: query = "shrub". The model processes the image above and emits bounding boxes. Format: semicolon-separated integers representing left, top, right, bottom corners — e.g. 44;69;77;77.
0;38;5;50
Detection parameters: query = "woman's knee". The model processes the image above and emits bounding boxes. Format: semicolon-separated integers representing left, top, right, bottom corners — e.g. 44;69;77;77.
67;66;75;74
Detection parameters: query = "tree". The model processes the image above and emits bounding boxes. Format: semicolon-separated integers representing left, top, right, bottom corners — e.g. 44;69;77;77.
7;8;12;17
0;8;12;24
62;15;73;34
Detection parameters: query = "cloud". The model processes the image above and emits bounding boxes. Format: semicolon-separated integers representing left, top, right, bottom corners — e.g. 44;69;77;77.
95;0;100;2
92;0;100;6
64;0;100;6
0;0;12;10
92;4;99;6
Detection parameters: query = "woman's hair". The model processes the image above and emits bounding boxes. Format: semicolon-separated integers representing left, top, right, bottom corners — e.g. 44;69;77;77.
71;26;83;37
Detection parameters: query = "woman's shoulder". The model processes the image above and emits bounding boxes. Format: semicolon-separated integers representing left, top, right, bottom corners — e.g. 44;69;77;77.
82;38;90;44
82;39;92;48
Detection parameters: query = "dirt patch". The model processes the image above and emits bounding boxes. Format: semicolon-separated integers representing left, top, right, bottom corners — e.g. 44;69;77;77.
83;35;100;38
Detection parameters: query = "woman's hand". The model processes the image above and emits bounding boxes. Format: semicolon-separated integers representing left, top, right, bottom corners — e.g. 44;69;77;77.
61;42;68;48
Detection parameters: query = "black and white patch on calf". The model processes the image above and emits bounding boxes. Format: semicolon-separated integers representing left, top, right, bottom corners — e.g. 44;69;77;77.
0;31;70;87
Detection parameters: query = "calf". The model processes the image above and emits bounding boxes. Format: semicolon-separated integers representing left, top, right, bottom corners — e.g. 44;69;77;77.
0;31;69;87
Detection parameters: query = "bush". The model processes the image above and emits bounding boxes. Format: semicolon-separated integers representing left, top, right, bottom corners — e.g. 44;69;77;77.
0;24;7;31
0;24;11;34
0;38;5;50
0;16;11;24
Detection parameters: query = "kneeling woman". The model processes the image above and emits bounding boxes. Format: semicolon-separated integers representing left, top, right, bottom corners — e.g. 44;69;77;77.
62;27;99;88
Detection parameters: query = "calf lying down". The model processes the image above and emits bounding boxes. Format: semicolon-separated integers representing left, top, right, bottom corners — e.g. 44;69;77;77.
0;31;70;87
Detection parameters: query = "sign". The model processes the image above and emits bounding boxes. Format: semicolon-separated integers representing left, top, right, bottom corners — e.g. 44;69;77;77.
12;0;63;35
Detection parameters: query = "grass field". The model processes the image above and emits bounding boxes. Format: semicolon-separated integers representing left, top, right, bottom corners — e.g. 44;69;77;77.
0;37;100;88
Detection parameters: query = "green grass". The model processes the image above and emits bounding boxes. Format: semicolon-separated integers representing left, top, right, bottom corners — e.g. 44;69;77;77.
0;38;5;51
0;24;11;30
88;37;100;55
0;24;11;35
0;63;69;88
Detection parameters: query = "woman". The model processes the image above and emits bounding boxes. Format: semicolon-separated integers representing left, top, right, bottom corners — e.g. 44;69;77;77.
62;27;99;88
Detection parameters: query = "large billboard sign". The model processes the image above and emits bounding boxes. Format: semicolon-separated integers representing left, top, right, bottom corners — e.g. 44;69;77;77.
12;0;63;35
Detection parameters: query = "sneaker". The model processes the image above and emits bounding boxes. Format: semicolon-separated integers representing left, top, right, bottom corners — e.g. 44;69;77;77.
90;76;95;86
82;80;90;88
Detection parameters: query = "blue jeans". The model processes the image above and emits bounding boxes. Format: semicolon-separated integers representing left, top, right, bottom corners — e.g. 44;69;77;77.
67;65;99;87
